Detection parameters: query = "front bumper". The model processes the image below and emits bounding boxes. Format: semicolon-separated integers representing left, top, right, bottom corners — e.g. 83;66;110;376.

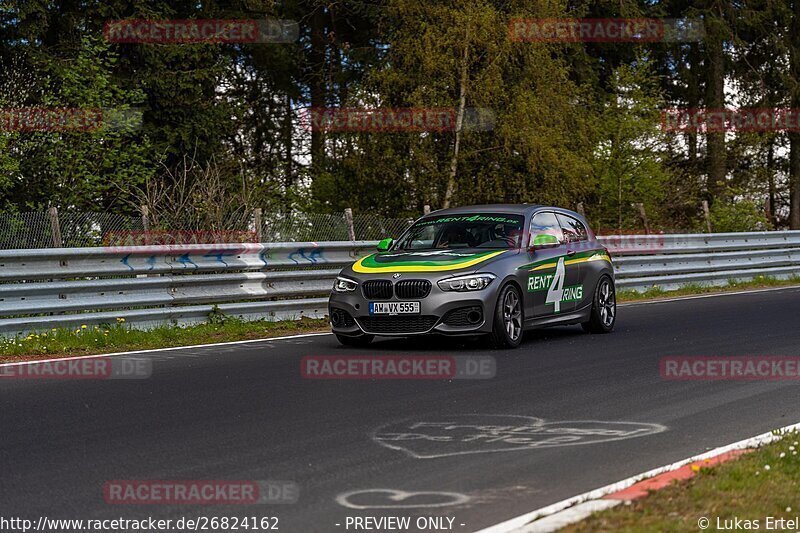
329;279;502;337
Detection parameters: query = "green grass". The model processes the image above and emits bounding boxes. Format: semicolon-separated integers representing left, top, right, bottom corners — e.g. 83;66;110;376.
617;274;800;301
1;275;798;361
563;431;800;532
0;316;328;362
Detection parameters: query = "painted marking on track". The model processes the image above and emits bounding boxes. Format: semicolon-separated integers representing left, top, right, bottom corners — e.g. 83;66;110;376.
336;489;470;510
373;414;667;459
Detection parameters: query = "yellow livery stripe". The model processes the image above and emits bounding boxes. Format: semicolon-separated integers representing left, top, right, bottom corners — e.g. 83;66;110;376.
352;250;507;273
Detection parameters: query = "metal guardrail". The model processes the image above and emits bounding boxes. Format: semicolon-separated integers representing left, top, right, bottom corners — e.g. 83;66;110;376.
1;231;799;336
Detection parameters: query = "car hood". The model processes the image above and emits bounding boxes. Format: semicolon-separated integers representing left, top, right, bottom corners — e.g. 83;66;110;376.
348;248;516;275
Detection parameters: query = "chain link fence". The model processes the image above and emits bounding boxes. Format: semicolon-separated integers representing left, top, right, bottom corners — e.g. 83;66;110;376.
0;209;415;249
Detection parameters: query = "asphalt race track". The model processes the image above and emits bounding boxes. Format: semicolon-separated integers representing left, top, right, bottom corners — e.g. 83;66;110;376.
2;287;800;532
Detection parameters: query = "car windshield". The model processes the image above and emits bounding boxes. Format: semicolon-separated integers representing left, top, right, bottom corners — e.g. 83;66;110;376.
394;214;525;250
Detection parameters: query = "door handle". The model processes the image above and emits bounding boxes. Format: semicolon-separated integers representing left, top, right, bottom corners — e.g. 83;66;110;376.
566;249;576;257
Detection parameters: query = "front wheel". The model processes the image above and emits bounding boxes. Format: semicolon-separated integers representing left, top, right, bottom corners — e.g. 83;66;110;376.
488;283;524;349
336;333;374;347
582;276;616;333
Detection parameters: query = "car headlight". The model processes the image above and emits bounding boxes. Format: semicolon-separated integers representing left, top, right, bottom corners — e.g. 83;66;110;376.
333;276;359;292
437;273;496;292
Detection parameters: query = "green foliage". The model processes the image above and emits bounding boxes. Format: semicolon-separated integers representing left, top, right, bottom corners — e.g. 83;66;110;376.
3;35;154;211
590;59;672;232
709;201;772;232
0;0;797;231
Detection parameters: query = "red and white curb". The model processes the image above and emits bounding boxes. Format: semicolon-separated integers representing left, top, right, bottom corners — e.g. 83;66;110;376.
477;421;800;533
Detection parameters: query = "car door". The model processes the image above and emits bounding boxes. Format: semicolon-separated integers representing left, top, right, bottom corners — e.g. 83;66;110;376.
523;211;580;318
556;213;591;312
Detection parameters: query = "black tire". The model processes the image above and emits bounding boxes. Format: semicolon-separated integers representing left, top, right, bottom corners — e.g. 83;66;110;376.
488;283;524;349
336;333;374;347
582;275;616;333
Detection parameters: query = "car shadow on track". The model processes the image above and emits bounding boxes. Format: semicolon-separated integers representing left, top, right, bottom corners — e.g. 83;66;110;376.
352;326;587;352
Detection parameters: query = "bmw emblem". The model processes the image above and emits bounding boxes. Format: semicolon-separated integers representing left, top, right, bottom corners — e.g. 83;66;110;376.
392;273;401;279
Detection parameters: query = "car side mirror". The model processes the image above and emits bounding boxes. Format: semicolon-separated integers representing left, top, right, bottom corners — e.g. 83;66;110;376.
377;237;394;252
529;233;559;251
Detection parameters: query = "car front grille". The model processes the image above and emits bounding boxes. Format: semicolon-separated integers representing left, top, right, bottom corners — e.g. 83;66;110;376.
362;280;393;300
394;280;431;299
357;316;439;334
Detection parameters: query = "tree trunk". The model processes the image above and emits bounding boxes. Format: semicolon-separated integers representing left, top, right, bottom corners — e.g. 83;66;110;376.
790;0;800;228
704;9;726;204
767;139;777;227
309;5;327;178
443;34;469;209
283;94;294;213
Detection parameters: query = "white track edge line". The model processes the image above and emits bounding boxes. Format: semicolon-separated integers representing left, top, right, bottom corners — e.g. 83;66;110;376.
475;420;800;533
3;284;799;368
0;331;332;367
620;284;800;306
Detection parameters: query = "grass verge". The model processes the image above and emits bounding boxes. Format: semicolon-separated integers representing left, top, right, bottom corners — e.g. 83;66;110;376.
563;431;800;532
1;276;799;362
0;316;328;362
617;274;800;301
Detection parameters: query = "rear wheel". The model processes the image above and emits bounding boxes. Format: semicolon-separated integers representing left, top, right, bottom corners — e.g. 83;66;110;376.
335;333;374;347
582;276;616;333
488;284;524;349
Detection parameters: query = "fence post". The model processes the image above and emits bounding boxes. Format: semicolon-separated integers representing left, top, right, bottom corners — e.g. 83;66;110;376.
764;197;773;226
253;208;263;243
344;208;356;241
47;207;63;248
702;200;712;233
423;204;431;215
140;205;151;246
576;202;585;217
635;203;650;235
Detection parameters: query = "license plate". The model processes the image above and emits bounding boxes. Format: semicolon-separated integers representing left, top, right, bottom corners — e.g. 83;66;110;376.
369;301;420;315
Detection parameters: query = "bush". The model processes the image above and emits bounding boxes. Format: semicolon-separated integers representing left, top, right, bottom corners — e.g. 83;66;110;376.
709;201;772;232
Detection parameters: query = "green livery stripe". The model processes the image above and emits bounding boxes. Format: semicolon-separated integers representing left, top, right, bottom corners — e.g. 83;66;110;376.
352;250;507;273
521;250;611;272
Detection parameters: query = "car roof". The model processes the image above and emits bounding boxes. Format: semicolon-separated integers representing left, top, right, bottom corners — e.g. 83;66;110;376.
427;204;585;218
429;204;542;216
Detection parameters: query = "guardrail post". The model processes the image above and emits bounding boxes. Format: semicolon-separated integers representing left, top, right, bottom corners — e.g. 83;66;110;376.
702;200;712;233
254;208;263;243
47;207;63;248
344;208;356;241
